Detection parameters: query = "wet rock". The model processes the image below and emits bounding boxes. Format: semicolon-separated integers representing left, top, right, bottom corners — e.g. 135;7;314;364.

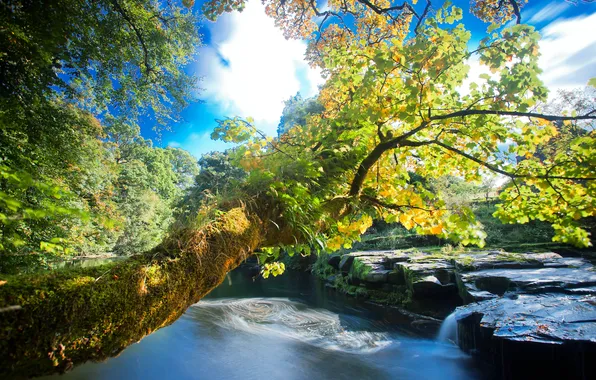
411;275;457;297
327;255;341;270
383;251;413;266
387;271;404;285
393;259;457;298
339;251;380;274
364;269;392;283
339;255;356;274
454;293;596;378
457;265;596;303
453;251;585;272
338;250;413;273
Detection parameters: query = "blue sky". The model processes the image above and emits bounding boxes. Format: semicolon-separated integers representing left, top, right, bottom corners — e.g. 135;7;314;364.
141;0;596;159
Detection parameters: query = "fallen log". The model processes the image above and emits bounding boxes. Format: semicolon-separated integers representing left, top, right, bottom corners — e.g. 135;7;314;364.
0;206;271;378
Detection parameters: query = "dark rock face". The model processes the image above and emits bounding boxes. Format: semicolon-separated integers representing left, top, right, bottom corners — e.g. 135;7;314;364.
338;250;409;275
321;248;596;378
395;259;457;298
327;255;341;269
454;293;596;379
456;254;596;303
456;294;596;344
451;252;596;379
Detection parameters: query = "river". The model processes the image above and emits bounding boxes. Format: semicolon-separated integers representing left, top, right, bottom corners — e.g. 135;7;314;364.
43;267;493;380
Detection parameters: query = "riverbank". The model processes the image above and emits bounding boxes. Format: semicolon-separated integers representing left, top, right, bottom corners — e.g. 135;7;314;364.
39;267;492;380
314;249;596;378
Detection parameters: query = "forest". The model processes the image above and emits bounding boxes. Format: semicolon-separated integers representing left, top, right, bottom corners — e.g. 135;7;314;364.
1;0;595;379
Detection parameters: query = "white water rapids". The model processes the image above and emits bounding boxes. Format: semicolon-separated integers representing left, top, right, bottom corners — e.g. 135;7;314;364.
191;298;392;354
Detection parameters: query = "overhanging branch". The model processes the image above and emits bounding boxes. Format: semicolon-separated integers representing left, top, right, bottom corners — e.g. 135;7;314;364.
430;109;596;122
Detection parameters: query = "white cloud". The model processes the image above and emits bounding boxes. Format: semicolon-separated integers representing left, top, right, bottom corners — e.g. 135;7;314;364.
197;0;324;135
527;2;569;24
538;12;596;94
464;12;596;98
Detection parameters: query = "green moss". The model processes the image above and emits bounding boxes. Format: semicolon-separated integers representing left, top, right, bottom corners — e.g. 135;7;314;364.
0;207;266;378
312;254;336;278
350;258;372;280
367;286;411;306
495;252;530;262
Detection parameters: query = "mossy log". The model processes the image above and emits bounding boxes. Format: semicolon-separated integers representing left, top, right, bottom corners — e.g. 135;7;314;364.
0;206;276;378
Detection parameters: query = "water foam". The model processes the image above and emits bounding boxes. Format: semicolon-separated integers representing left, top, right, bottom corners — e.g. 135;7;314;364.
192;298;391;354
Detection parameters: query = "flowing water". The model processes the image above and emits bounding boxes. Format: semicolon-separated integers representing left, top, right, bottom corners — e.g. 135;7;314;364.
43;268;493;380
436;312;458;345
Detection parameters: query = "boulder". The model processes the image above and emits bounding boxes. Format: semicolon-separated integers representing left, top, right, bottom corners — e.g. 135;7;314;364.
387;271;404;285
454;293;596;378
457;265;596;303
338;255;356;274
339;250;413;272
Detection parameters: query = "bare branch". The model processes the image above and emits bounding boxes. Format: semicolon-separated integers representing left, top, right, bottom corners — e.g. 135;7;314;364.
361;194;444;213
430;109;596;123
508;0;522;24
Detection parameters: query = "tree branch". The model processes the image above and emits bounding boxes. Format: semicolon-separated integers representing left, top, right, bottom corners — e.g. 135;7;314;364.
348;121;430;196
414;1;432;35
430;109;596;122
361;194;443;213
508;0;522;25
109;0;153;75
432;140;596;181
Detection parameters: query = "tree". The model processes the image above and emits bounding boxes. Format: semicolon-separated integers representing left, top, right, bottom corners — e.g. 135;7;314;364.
1;0;199;127
277;93;324;136
0;0;201;265
208;1;596;256
177;150;247;219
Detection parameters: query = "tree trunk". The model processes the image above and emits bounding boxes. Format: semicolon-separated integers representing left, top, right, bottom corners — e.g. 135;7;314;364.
0;206;273;378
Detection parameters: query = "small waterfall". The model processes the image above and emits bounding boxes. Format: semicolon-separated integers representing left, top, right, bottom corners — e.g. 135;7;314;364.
437;312;458;345
192;298;391;354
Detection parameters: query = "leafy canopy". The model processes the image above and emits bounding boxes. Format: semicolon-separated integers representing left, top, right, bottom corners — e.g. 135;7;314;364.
207;0;596;260
0;0;201;267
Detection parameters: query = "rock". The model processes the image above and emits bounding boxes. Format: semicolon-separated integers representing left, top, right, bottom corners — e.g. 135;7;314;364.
453;251;585;272
338;255;356;274
387;271;404;285
457;265;596;303
338;251;379;274
338;250;413;274
411;275;458;297
365;269;392;283
383;251;413;266
322;248;596;377
454;293;596;378
327;255;341;269
395;259;457;298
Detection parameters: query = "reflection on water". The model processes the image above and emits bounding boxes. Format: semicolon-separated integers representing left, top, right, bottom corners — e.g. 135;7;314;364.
43;268;494;380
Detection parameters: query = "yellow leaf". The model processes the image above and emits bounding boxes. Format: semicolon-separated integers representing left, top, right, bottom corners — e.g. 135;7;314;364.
430;225;443;234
